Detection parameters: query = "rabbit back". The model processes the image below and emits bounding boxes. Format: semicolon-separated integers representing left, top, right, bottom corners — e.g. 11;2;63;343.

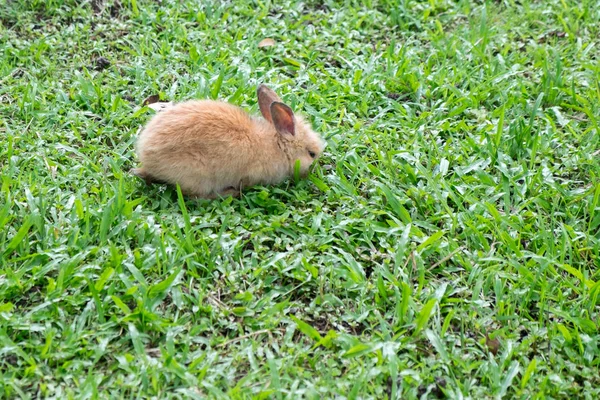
136;100;271;197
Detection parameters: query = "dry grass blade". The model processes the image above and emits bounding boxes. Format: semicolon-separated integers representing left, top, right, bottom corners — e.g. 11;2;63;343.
258;38;276;48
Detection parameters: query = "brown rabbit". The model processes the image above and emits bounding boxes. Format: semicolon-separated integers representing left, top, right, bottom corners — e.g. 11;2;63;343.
132;84;326;199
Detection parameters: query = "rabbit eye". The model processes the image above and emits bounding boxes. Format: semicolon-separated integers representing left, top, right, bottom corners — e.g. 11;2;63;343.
308;150;316;159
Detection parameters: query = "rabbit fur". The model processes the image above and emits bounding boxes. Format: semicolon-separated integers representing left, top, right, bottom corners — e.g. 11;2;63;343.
132;84;326;199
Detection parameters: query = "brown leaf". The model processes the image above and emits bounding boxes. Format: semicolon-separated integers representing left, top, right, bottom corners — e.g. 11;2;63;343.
258;38;276;48
538;30;567;43
147;102;174;112
94;56;111;71
485;334;501;355
142;94;160;106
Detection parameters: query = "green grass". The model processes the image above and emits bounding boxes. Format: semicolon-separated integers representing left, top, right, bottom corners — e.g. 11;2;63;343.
1;0;600;398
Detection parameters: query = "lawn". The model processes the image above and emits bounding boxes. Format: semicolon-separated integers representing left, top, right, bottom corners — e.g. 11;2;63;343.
1;0;600;398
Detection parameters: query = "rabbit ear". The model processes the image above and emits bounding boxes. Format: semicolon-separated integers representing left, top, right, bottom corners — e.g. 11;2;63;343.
270;102;295;136
257;84;282;123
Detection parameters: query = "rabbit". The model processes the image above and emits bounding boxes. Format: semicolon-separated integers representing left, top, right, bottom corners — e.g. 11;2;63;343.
132;84;326;199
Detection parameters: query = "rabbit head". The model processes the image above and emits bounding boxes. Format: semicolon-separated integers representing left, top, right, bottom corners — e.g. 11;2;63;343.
257;85;326;177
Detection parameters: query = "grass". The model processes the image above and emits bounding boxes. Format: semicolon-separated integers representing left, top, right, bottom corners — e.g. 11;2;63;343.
1;0;600;398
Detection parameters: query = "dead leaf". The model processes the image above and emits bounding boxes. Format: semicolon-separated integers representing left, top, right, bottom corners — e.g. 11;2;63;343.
485;334;501;355
94;56;111;71
142;94;160;106
537;30;567;43
147;102;174;112
141;95;174;112
258;38;276;48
